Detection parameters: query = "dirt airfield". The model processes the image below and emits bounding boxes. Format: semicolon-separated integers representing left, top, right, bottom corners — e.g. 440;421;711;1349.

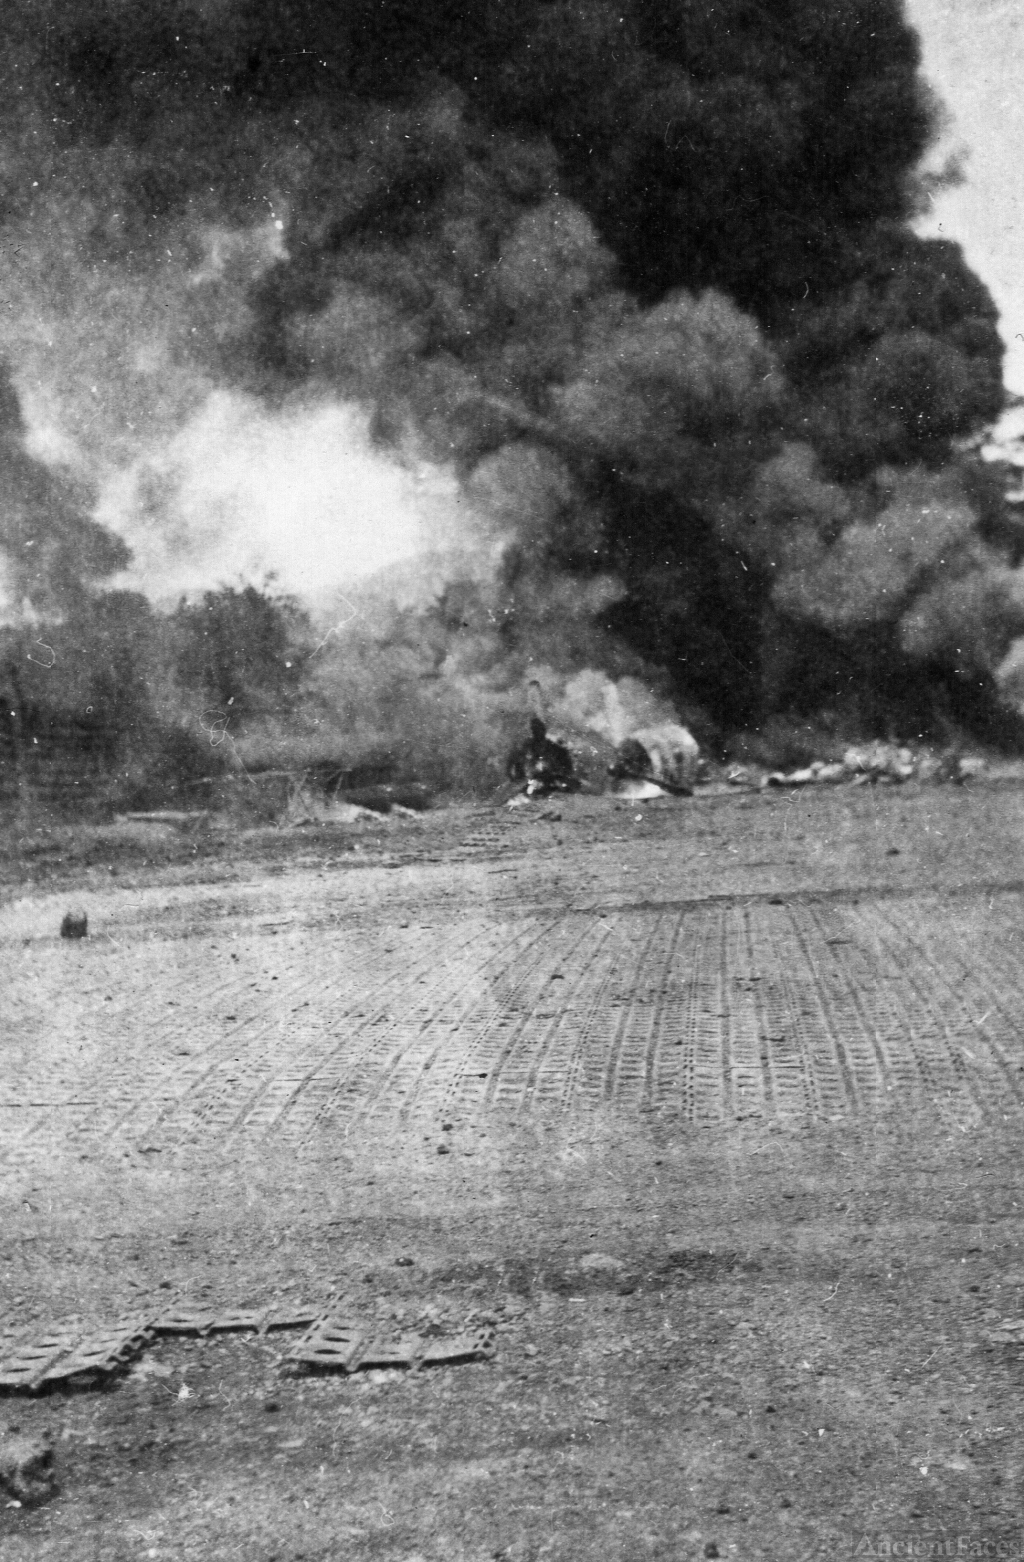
2;779;1024;1561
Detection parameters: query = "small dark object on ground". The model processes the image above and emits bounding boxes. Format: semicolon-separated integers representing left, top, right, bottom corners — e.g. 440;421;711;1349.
59;911;87;940
0;1430;57;1506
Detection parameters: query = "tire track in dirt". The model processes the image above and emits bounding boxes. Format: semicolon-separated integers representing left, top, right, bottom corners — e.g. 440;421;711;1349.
801;903;905;1106
636;910;692;1113
425;917;619;1118
722;909;768;1119
868;893;1024;1111
555;911;678;1112
851;904;988;1125
601;912;691;1109
934;950;1024;1107
491;916;617;1113
783;905;867;1113
805;901;983;1125
1;940;227;1162
2;920;502;1161
643;906;724;1121
480;914;614;1113
562;913;657;1110
298;913;564;1129
868;900;1024;1120
758;906;857;1118
102;942;378;1149
6;883;1024;1173
179;919;514;1146
554;916;649;1114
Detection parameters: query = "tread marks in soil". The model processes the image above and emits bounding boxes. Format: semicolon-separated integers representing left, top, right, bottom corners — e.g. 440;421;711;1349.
869;902;1016;1122
644;906;724;1123
552;918;628;1113
266;919;522;1138
513;917;618;1112
8;884;1024;1166
343;915;561;1122
230;922;477;1141
86;923;484;1153
482;914;610;1112
594;911;684;1109
50;939;323;1151
879;900;1024;1113
110;940;367;1150
640;909;692;1114
422;913;613;1118
756;905;855;1119
566;912;663;1110
801;903;900;1108
723;908;767;1119
850;902;984;1120
689;908;730;1126
783;905;863;1114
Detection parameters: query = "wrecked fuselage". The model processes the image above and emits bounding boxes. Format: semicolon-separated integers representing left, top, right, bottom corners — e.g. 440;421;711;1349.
608;724;700;797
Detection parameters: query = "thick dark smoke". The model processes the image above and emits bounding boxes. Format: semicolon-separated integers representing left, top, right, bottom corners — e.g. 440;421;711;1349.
0;1;1020;790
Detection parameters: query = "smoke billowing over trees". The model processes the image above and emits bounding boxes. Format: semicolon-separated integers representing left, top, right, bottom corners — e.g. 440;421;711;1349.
1;0;1021;804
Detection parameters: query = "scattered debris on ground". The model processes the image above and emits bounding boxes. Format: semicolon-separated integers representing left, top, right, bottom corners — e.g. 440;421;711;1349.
758;743;987;789
503;729;993;806
0;1304;497;1396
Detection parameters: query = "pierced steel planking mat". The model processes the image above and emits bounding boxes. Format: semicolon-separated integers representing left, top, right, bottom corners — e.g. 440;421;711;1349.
1;1303;497;1393
41;1320;154;1387
285;1317;369;1372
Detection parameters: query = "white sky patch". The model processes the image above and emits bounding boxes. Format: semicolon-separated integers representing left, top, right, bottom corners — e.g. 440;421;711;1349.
908;0;1024;394
96;391;461;608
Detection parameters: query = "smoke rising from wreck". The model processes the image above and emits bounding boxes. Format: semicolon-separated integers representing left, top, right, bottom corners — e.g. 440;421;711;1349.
1;0;1022;791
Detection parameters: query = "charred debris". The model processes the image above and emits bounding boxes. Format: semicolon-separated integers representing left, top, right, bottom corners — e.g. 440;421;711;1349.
1;2;1024;820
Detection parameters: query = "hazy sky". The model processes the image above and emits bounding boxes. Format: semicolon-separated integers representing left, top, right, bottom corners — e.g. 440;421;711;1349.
907;0;1024;394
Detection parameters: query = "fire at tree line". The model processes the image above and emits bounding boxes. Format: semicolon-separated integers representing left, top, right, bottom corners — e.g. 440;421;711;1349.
2;0;1024;814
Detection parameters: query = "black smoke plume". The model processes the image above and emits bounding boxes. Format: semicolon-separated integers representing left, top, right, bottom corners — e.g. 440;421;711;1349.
0;1;1019;796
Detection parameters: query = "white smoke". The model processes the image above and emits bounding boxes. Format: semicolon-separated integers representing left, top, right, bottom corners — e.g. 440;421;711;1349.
92;390;470;610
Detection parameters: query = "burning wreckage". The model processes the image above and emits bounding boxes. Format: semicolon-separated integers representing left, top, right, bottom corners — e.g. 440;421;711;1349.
503;705;989;805
607;725;701;799
506;716;581;798
506;704;702;803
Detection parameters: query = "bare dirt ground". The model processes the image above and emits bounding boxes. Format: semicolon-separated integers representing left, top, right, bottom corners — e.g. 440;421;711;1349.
2;781;1024;1561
